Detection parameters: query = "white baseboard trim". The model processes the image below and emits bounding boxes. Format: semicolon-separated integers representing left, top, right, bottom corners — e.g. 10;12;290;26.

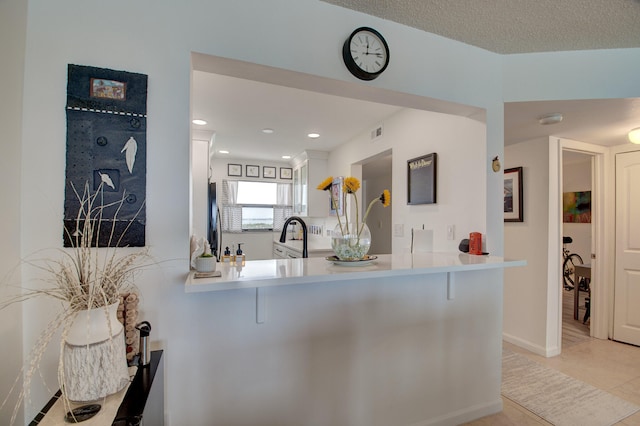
503;332;560;357
410;399;503;426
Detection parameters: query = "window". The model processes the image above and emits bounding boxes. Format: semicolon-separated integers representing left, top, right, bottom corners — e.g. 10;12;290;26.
241;206;274;230
236;181;277;204
220;180;292;233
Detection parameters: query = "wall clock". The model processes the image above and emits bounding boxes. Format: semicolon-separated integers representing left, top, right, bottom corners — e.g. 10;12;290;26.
342;27;390;81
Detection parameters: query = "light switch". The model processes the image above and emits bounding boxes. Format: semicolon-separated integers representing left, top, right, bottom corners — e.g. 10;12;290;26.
447;225;455;240
394;224;404;237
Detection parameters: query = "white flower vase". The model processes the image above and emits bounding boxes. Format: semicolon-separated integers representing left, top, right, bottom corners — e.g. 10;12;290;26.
62;301;129;402
331;222;371;260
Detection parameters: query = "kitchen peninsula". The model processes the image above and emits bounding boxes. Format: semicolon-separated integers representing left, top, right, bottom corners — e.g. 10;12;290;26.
184;253;524;425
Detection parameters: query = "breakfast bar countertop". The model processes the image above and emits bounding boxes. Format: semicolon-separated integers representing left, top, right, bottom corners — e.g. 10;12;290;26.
184;252;525;293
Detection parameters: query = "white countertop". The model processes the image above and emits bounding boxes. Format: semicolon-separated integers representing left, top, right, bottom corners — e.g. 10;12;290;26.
185;252;526;293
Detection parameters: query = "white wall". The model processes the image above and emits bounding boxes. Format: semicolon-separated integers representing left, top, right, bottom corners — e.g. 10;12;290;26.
0;0;26;424
502;50;640;354
330;108;487;254
562;156;592;263
503;138;551;354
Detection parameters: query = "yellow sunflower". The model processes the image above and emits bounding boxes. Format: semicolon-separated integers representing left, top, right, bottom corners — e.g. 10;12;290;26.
317;176;334;191
380;189;391;207
343;177;360;194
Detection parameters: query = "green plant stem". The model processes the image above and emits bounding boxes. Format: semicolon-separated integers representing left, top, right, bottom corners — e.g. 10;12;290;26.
359;198;379;238
329;192;345;235
349;193;360;244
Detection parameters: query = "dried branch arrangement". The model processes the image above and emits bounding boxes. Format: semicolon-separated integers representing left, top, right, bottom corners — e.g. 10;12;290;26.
0;181;149;424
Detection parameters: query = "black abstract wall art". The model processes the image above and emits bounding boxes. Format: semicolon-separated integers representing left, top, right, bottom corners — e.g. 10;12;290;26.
64;64;147;247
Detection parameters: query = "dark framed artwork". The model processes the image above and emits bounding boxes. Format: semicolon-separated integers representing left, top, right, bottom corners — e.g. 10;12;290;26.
246;165;259;178
228;163;242;177
407;153;437;205
263;166;276;179
280;167;292;180
504;167;523;222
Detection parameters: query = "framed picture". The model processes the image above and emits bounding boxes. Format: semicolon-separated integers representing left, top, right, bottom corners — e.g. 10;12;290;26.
407;153;437;205
246;165;259;178
228;163;242;177
263;166;276;179
90;78;126;100
280;167;292;180
504;167;523;222
330;177;344;216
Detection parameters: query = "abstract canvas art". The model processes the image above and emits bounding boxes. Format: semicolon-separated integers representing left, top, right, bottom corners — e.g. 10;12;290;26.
563;191;591;223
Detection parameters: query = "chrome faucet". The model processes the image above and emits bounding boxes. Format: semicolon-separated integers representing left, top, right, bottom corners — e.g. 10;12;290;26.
279;216;308;258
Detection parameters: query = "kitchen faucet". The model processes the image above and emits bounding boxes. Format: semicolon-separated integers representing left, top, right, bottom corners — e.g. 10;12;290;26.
279;216;308;258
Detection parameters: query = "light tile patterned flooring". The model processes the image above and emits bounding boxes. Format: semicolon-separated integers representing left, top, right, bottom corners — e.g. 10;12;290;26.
464;289;640;425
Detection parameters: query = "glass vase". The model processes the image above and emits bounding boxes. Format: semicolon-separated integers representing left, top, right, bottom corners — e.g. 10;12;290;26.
331;222;371;260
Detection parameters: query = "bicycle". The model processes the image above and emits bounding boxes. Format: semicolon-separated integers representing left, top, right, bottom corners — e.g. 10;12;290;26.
562;236;584;290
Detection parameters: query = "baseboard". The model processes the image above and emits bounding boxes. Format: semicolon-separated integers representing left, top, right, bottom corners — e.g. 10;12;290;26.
409;399;503;426
503;332;560;357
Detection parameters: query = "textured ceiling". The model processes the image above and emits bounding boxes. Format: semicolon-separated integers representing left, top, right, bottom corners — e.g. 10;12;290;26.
321;0;640;54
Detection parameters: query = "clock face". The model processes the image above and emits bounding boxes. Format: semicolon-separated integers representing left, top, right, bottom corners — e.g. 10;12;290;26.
343;27;389;80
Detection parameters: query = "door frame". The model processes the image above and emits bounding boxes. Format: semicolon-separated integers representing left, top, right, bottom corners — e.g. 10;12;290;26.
549;137;608;352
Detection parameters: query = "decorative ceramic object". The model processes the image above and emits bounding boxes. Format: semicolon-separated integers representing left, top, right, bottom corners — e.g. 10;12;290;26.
62;302;129;402
196;255;216;272
331;222;371;260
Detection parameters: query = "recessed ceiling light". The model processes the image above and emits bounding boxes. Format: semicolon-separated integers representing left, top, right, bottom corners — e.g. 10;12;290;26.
308;133;320;139
219;150;229;154
262;128;274;134
192;119;207;126
538;113;563;125
629;127;640;144
282;155;291;159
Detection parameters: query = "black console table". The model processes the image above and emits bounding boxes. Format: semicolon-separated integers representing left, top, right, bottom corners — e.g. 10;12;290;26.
31;350;164;426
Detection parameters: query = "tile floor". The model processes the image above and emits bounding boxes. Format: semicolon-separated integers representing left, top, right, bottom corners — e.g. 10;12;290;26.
464;339;640;425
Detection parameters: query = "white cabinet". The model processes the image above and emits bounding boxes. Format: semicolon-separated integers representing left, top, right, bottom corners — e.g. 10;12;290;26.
272;241;302;259
292;150;328;217
272;241;333;259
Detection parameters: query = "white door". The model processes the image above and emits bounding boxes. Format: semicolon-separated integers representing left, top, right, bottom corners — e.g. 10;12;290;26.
614;150;640;346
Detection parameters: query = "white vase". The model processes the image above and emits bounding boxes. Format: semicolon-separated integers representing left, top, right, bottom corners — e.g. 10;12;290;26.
62;302;129;402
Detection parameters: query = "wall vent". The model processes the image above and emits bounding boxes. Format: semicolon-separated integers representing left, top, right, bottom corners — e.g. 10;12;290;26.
370;124;383;141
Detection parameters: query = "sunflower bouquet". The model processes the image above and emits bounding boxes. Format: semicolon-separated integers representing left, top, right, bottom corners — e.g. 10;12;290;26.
318;176;390;260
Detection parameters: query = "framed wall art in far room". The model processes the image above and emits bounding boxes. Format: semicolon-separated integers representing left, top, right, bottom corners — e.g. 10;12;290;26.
407;153;437;205
504;167;523;222
246;164;259;178
263;166;276;179
280;167;292;180
228;163;242;177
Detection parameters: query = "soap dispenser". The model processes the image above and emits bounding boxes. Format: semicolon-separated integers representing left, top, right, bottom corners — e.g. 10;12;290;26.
235;243;245;266
222;246;234;262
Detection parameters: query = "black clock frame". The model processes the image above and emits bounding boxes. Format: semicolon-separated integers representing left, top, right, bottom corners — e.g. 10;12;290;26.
342;27;390;81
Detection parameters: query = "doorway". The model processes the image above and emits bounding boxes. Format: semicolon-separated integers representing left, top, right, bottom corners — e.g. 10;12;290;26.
561;149;593;347
361;151;392;255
